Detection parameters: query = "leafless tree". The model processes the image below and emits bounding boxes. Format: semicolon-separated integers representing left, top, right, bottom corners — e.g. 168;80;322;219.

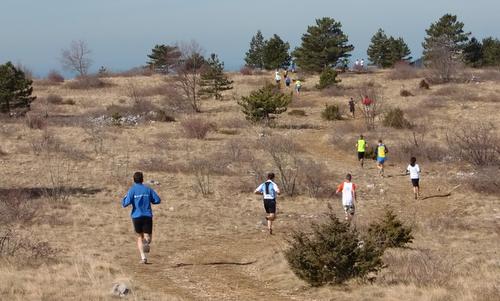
175;41;206;112
60;40;92;77
358;84;384;130
425;37;463;83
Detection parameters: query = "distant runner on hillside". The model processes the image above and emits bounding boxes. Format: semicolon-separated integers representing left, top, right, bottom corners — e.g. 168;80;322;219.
376;140;389;177
294;79;302;96
122;172;161;264
348;97;355;118
406;157;421;199
255;173;280;235
356;135;367;168
275;71;281;87
336;173;357;222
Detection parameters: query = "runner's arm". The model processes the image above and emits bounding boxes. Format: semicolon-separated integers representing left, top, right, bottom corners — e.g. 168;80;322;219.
254;184;263;195
150;189;161;205
274;183;281;195
122;190;133;208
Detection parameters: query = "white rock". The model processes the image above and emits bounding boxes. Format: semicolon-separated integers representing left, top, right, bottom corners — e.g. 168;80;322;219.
111;282;129;297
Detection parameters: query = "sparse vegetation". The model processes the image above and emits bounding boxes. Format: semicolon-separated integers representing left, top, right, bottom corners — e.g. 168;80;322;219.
316;68;340;90
366;209;414;250
321;104;342;121
181;117;214;139
238;84;291;125
383;107;412;129
285;211;383;286
447;122;499;166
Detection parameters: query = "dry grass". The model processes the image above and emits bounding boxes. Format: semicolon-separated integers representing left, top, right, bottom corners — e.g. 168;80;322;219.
1;68;499;300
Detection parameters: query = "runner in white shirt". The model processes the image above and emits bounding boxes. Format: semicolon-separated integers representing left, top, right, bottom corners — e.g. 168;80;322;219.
406;157;421;199
255;172;280;234
335;174;357;222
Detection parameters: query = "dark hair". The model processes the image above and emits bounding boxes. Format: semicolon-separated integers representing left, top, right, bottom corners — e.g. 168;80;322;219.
378;139;383;143
267;172;275;180
360;134;364;139
410;157;416;167
133;171;144;183
346;173;352;181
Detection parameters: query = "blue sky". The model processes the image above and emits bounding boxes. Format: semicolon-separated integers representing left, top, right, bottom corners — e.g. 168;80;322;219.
1;0;498;76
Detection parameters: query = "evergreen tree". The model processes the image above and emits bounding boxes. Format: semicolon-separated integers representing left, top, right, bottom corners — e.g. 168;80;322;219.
0;62;36;114
367;29;392;68
200;53;234;100
389;37;412;64
244;30;266;69
463;37;483;67
481;37;500;67
292;17;354;72
367;29;411;68
238;84;291;125
262;34;291;70
422;14;470;63
147;44;181;74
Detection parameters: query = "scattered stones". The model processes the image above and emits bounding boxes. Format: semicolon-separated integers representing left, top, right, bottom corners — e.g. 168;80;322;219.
111;282;130;297
148;179;160;185
169;207;174;212
366;184;375;189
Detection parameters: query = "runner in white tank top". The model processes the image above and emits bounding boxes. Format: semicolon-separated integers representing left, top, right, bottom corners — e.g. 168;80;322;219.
406;157;421;199
336;174;357;222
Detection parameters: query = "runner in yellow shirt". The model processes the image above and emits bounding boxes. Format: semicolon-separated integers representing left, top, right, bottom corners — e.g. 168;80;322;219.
356;135;367;168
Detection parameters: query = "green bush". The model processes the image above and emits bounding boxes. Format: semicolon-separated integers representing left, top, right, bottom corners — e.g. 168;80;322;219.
285;212;383;286
366;209;414;250
316;68;340;90
238;84;291;125
321;104;342;121
383;107;412;128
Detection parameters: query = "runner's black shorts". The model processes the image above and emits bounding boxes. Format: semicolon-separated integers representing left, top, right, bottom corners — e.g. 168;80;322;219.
411;179;420;187
263;199;276;214
357;152;365;160
132;216;153;234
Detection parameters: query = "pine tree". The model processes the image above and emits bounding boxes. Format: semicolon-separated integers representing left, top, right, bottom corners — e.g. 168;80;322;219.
481;37;500;67
0;62;36;114
147;44;181;74
200;53;234;100
463;37;483;67
367;29;392;68
389;37;412;64
262;34;291;70
292;17;354;72
422;14;470;63
367;29;411;68
237;84;291;125
244;30;266;69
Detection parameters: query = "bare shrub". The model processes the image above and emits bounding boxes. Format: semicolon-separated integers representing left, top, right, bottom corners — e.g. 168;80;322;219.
358;83;384;130
419;79;430;90
47;70;65;83
299;158;334;198
66;75;109;90
82;122;106;155
424;38;464;83
46;94;63;105
0;190;40;225
224;139;249;162
378;248;453;287
25;113;47;130
383;107;412;129
0;229;57;261
479;68;500;82
447;122;500;166
181;117;214;139
147;109;176;122
466;167;500;196
260;135;301;196
421;96;446;108
387;62;420;80
391;125;447;163
160;87;193;114
240;66;253;75
108;66;154;77
188;158;214;196
136;157;169;172
219;117;249;129
175;41;206;112
60;40;92;77
400;89;413;97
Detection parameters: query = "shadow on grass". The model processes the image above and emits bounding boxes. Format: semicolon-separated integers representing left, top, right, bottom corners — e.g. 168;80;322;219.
0;187;103;199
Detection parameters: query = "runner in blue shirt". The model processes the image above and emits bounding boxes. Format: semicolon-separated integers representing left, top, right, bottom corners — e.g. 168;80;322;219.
122;172;161;264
